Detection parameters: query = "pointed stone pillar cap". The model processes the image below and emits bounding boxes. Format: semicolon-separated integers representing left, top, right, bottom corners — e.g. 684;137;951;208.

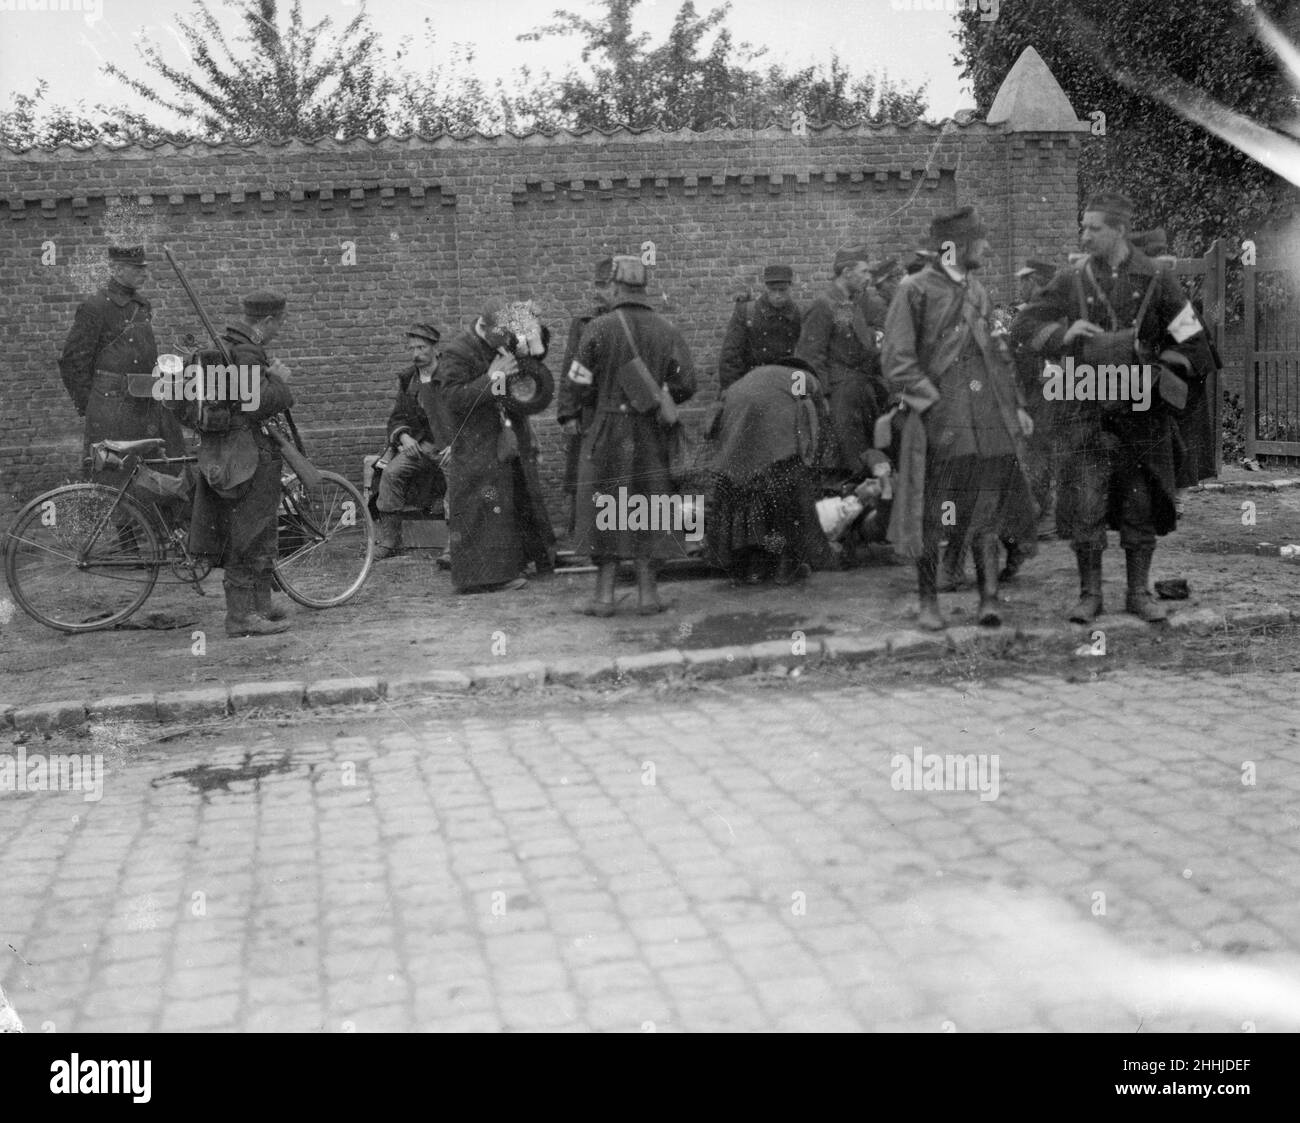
987;46;1089;132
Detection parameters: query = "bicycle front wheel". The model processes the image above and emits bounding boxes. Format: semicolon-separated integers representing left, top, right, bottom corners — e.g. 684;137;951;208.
273;469;374;608
3;483;161;632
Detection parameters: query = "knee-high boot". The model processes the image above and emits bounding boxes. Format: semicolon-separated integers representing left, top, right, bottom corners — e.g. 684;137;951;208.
1124;547;1167;623
1068;545;1105;624
916;548;944;631
973;534;1002;627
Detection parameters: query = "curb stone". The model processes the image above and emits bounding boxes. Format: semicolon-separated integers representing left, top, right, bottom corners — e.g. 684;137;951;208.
680;646;755;679
385;671;474;700
88;694;159;723
305;677;383;707
230;681;308;712
469;660;547;690
5;611;1299;730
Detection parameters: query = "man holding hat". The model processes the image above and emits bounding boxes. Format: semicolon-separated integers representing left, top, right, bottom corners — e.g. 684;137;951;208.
1011;192;1216;624
188;291;296;637
717;264;803;390
569;255;697;615
557;257;617;536
796;244;887;482
58;245;185;482
435;298;557;594
882;205;1038;631
374;321;448;559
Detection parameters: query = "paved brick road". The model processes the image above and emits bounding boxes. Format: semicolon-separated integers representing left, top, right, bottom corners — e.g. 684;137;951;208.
3;670;1300;1032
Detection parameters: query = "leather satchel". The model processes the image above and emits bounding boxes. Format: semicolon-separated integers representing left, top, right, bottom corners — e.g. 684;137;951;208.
614;311;670;416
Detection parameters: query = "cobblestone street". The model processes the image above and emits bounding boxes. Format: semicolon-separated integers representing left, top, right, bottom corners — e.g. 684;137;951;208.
3;668;1299;1033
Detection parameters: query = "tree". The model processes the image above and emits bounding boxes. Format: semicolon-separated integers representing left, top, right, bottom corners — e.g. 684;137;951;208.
103;0;394;141
0;82;165;148
518;0;928;129
952;0;1297;267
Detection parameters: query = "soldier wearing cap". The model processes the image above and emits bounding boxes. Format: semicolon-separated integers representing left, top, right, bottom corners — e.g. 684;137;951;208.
1011;192;1217;624
58;245;185;481
717;264;803;390
569;255;697;615
188;291;296;637
795;244;887;482
373;321;448;558
556;257;617;537
882;205;1038;631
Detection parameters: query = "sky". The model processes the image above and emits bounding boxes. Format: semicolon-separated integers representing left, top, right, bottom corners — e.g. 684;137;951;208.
0;0;977;126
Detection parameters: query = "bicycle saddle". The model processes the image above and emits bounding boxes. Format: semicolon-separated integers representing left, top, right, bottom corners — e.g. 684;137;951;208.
100;438;167;455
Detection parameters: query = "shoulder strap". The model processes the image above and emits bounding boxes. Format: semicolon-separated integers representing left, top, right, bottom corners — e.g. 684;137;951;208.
615;309;643;363
1133;273;1161;342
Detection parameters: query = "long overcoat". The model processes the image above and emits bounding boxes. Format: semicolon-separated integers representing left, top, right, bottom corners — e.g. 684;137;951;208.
57;278;184;471
434;326;556;590
568;296;697;561
1010;247;1217;537
795;284;885;475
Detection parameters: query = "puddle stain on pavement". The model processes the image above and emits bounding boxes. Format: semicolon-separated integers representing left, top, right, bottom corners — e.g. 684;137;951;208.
151;752;303;799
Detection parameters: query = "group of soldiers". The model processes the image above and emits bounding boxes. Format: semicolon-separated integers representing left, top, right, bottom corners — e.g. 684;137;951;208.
57;187;1217;636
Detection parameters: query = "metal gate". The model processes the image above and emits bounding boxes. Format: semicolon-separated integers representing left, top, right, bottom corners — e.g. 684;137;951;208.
1243;247;1300;460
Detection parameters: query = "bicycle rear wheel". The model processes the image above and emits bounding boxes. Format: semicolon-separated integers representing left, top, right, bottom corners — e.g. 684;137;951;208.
273;469;374;608
3;484;160;632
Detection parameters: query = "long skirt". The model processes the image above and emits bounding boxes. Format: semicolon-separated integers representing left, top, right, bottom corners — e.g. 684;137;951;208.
706;457;835;576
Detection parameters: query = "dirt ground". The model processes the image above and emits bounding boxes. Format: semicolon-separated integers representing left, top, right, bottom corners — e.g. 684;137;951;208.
2;478;1298;711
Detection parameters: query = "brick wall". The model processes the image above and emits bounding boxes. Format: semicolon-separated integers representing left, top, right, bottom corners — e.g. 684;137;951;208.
0;124;1083;512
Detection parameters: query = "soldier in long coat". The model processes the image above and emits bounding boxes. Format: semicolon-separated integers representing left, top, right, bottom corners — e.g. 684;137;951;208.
58;245;184;483
795;245;887;481
434;301;556;593
188;292;295;637
1011;193;1217;624
556;257;616;536
568;256;697;615
882;206;1037;631
717;264;803;389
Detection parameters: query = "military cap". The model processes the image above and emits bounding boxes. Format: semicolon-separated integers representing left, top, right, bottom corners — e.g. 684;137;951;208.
108;245;147;265
1016;259;1057;281
1085;192;1135;224
1130;228;1168;255
832;244;872;272
869;258;901;283
763;264;794;284
929;205;986;246
242;291;287;318
611;255;648;288
593;257;615;284
405;321;441;345
905;250;935;274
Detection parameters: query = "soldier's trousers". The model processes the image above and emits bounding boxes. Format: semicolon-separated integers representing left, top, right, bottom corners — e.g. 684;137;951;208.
1055;417;1156;551
191;449;282;590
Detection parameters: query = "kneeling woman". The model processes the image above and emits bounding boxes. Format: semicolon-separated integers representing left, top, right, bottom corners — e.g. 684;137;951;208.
705;358;836;585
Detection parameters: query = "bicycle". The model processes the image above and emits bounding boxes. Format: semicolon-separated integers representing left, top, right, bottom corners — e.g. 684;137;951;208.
3;435;374;633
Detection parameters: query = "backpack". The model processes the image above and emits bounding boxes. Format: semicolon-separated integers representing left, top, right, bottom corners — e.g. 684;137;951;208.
166;347;237;434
